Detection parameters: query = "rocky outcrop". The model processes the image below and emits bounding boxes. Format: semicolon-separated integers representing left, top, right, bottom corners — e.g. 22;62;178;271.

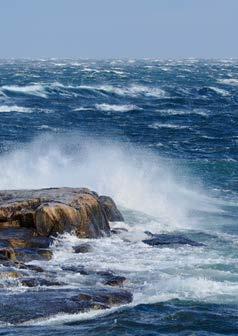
99;196;124;222
0;188;123;240
0;188;132;323
0;188;123;265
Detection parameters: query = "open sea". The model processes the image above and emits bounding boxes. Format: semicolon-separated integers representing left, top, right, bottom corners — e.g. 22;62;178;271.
0;59;238;335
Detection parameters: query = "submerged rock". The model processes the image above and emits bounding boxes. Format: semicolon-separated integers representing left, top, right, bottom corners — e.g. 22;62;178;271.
104;275;127;287
18;263;44;273
111;227;128;234
73;243;92;253
96;270;127;287
72;288;132;307
0;288;133;324
19;277;63;287
14;248;53;262
143;232;204;247
61;265;89;275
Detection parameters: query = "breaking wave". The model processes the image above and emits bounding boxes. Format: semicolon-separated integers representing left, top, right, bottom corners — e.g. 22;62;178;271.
1;84;47;98
95;104;140;112
0;105;32;113
0;134;220;230
218;78;238;85
149;122;191;130
80;84;166;98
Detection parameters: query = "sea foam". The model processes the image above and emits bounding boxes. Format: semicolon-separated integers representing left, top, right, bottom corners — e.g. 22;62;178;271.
95;104;140;112
0;105;32;113
0;134;220;229
1;84;47;98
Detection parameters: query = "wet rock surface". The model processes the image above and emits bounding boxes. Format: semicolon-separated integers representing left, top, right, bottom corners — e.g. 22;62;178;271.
0;288;133;324
99;196;124;222
73;243;92;253
0;188;124;239
0;187;123;265
0;188;129;324
143;231;204;247
0;188;208;325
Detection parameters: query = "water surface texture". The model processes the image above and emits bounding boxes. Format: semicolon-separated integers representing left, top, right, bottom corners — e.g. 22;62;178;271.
0;59;238;335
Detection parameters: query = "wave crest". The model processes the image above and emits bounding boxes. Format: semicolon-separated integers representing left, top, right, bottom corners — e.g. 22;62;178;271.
95;104;140;112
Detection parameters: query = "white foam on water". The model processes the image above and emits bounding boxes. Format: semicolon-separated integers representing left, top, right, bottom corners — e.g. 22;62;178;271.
149;122;191;130
209;86;231;96
1;84;47;98
156;109;208;117
23;309;115;326
73;107;91;111
0;134;236;324
36;125;59;131
218;78;238;85
79;84;166;98
0;105;32;113
95;104;140;112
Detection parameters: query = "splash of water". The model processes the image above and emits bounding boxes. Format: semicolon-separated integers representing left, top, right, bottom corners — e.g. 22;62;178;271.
0;134;219;229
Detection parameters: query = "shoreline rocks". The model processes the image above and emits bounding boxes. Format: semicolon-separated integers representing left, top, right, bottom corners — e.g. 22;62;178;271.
0;188;120;239
0;187;131;323
143;231;205;247
0;187;124;265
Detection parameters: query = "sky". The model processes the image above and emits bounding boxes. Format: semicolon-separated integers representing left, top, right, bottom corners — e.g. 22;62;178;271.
0;0;237;59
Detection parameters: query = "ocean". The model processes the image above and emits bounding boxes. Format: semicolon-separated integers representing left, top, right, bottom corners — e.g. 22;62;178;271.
0;59;238;335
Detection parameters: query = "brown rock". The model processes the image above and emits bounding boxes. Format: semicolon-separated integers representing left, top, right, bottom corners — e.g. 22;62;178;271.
0;220;20;229
35;202;81;236
0;188;113;238
0;271;22;279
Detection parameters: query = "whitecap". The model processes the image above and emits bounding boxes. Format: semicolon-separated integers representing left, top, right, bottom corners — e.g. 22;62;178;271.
209;86;230;96
73;107;91;111
156;109;208;117
93;85;166;98
37;125;59;132
1;84;47;98
218;78;238;85
149;122;190;130
95;104;140;112
0;105;32;113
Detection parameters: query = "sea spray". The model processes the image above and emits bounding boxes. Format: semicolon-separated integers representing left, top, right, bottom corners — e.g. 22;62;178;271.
0;134;220;230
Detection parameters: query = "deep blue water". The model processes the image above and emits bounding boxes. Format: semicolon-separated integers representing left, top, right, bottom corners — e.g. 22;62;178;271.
0;59;238;335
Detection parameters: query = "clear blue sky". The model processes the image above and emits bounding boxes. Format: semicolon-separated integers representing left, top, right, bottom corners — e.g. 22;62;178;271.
0;0;237;59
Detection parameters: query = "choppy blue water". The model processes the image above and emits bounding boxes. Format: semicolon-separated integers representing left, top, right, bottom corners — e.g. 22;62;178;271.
0;59;238;335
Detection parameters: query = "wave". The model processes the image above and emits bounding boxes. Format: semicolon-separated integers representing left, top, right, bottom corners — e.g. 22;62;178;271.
1;82;165;100
36;125;59;131
95;104;140;112
156;109;208;117
80;84;166;98
149;122;191;130
0;105;32;113
208;86;230;96
0;134;220;229
1;84;47;98
73;107;91;111
218;78;238;85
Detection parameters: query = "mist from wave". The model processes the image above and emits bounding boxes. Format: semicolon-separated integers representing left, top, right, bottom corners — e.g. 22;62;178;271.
0;134;220;230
